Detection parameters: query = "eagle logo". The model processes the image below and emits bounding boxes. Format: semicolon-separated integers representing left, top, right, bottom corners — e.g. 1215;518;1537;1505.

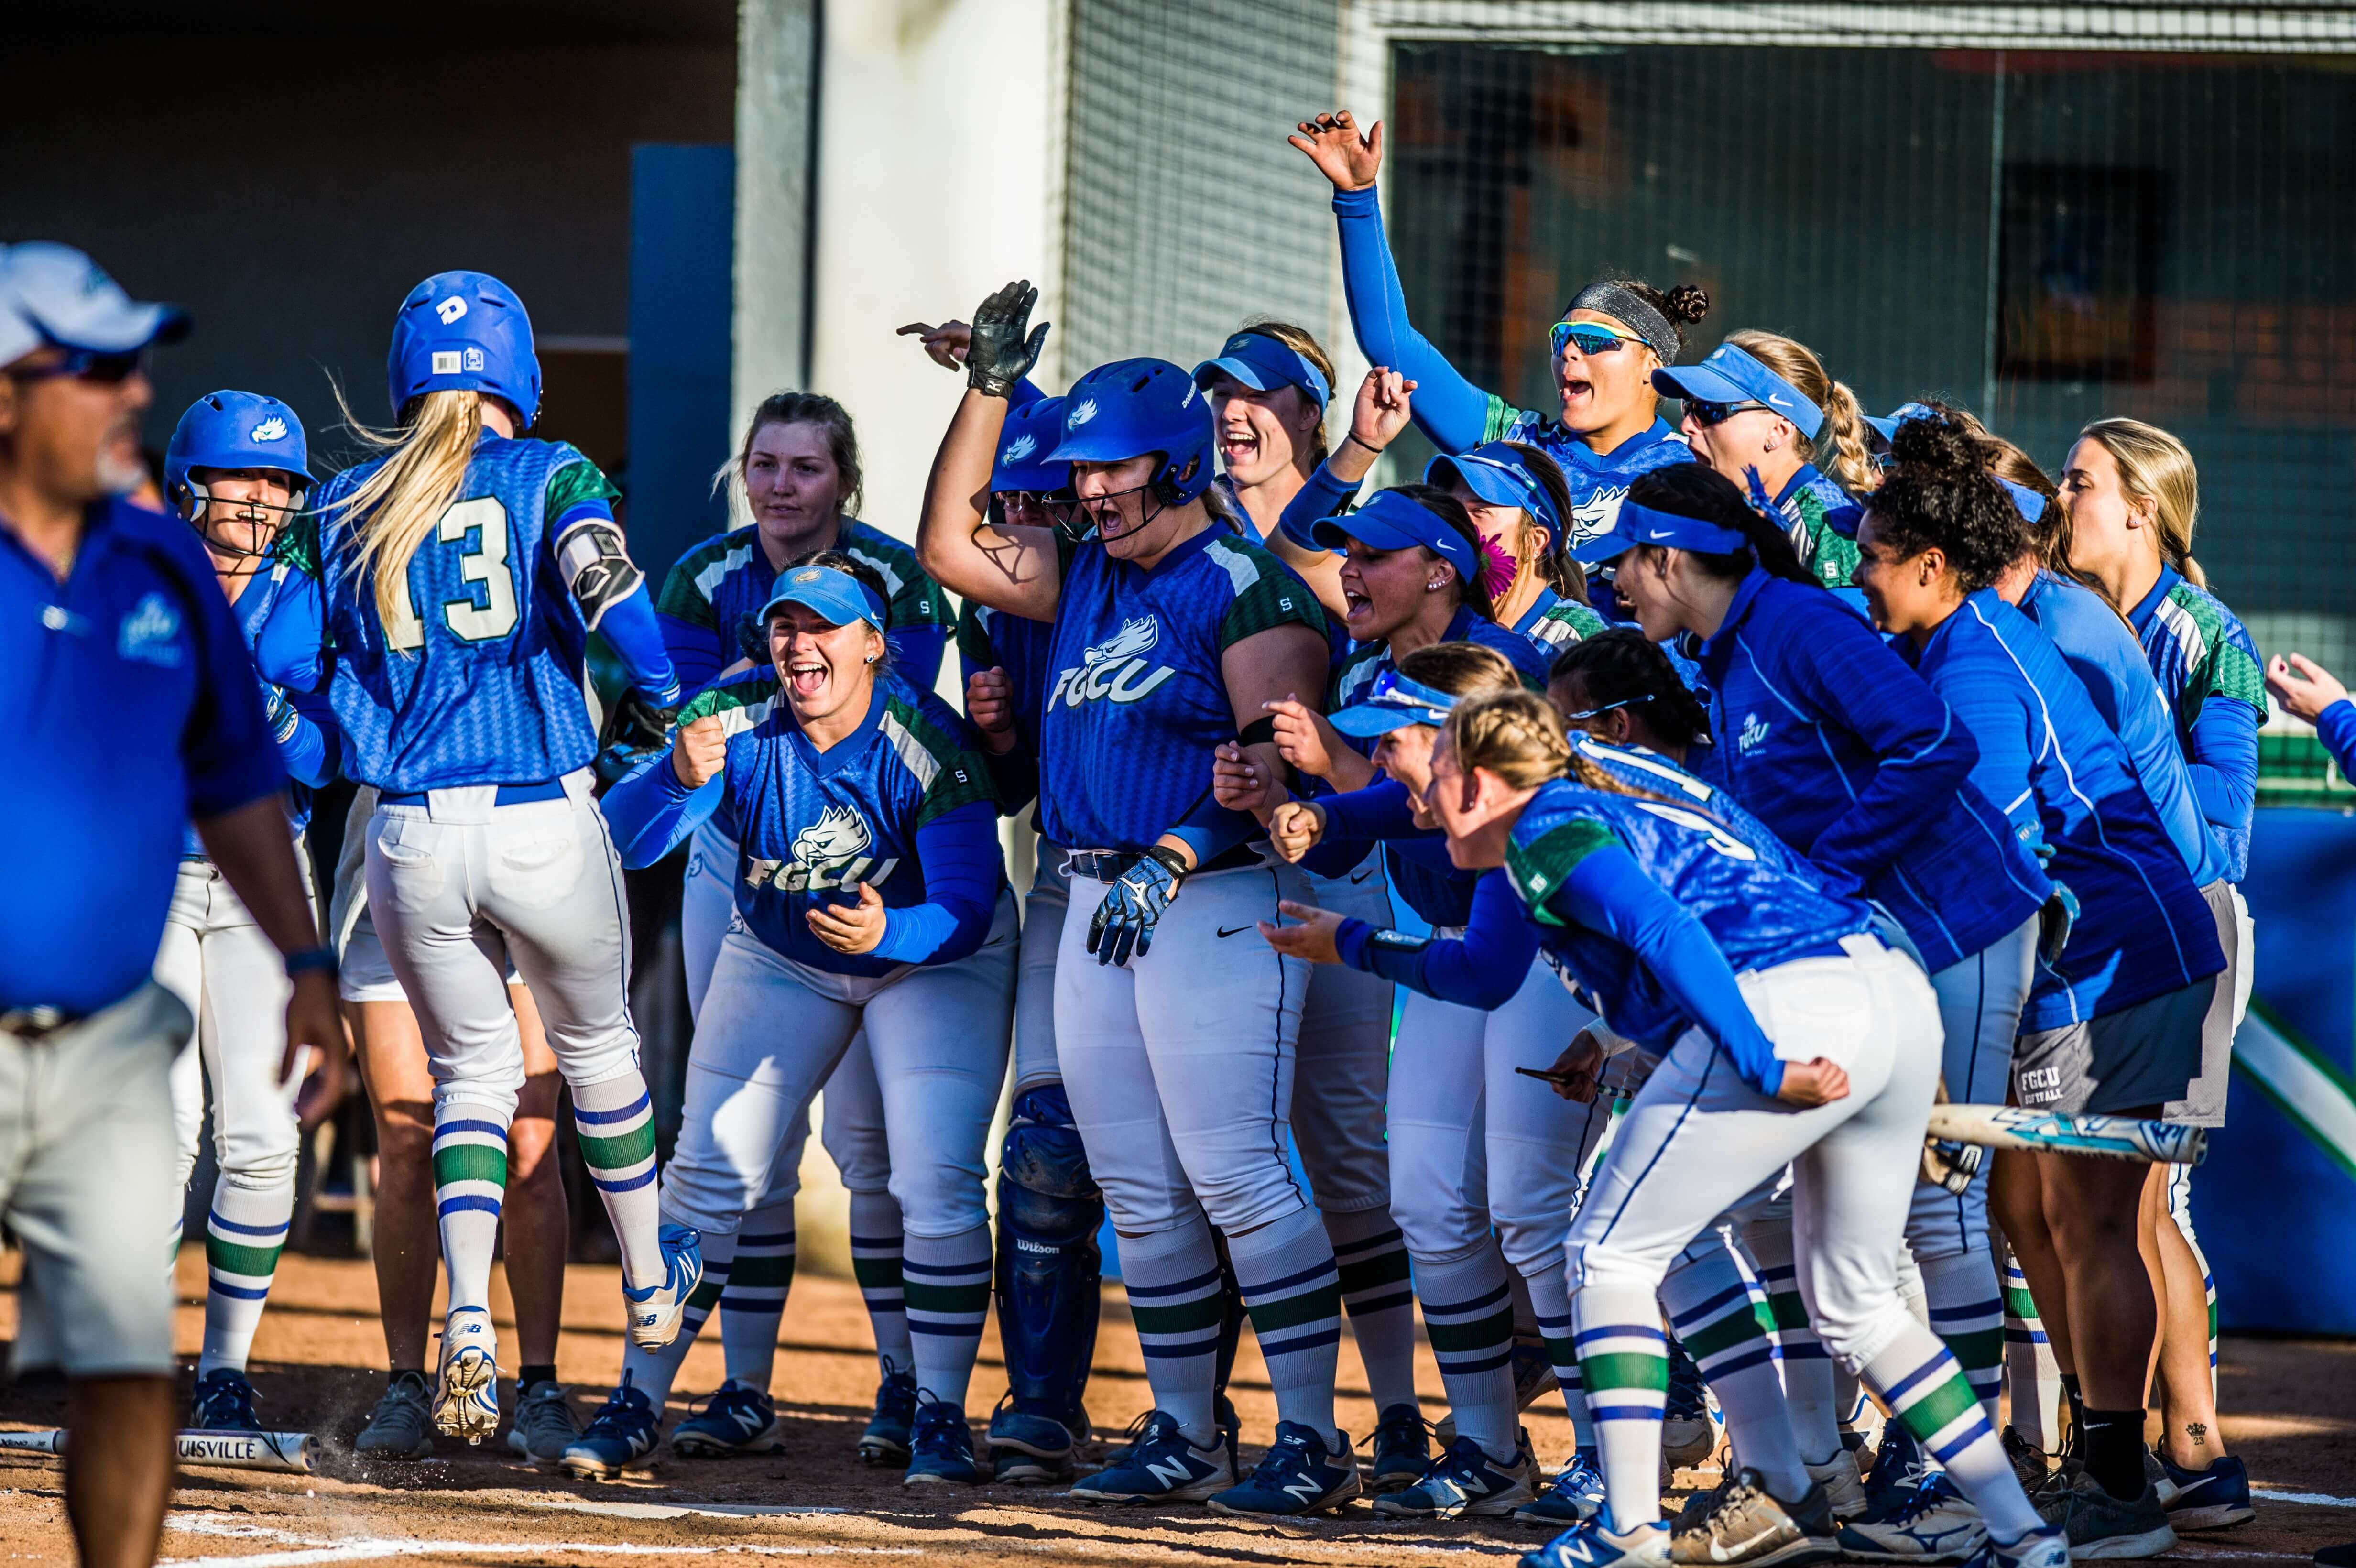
1002;433;1038;463
791;805;871;871
248;416;289;443
1069;398;1098;427
1082;615;1158;668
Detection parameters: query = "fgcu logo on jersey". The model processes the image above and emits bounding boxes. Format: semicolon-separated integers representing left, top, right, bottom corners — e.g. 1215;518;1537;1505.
743;804;901;893
1050;614;1176;710
1736;711;1770;754
1570;485;1627;546
117;592;184;668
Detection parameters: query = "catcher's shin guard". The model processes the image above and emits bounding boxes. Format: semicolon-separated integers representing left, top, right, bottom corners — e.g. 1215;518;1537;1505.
995;1084;1104;1427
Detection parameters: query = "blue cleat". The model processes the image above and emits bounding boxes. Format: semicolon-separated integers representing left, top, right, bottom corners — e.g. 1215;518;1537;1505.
858;1360;919;1465
1376;1431;1539;1519
1517;1447;1608;1527
670;1379;779;1458
622;1224;703;1350
1368;1403;1430;1495
904;1399;984;1486
1521;1508;1674;1568
986;1394;1084;1485
1839;1472;1987;1562
1069;1410;1234;1504
2156;1450;2255;1531
190;1368;265;1432
561;1376;660;1480
1206;1422;1361;1517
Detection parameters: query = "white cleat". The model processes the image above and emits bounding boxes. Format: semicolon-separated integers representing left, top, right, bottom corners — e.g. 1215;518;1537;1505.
432;1309;501;1444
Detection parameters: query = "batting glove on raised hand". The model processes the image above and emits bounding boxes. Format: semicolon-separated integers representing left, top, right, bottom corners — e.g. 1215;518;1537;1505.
1087;846;1187;967
967;279;1050;399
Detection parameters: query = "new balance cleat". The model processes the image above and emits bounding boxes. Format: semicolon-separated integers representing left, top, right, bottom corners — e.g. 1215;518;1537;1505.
1521;1508;1674;1568
1976;1522;2071;1568
1517;1448;1608;1527
1861;1423;1930;1520
2033;1471;2177;1559
1068;1410;1233;1503
2001;1426;2058;1495
858;1361;918;1464
354;1371;435;1459
1838;1473;1988;1562
1207;1422;1361;1517
1368;1402;1430;1494
904;1399;984;1486
506;1379;582;1464
190;1368;264;1433
670;1379;780;1458
432;1309;500;1444
622;1223;703;1350
561;1378;660;1479
1669;1467;1840;1568
1804;1453;1869;1521
2156;1450;2252;1530
1375;1432;1538;1519
986;1395;1081;1485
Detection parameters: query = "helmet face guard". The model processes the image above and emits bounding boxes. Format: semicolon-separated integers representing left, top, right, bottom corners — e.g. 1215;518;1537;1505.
387;270;542;427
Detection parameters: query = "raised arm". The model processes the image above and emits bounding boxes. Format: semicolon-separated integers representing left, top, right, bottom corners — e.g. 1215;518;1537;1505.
1290;111;1509;454
915;281;1064;623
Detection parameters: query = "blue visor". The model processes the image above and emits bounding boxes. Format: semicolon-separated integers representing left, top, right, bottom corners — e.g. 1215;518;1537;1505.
2000;477;2048;521
1328;668;1460;738
1308;489;1479;586
1570;498;1751;563
1651;344;1824;440
1426;443;1559;535
1864;401;1937;447
1192;331;1330;407
760;565;884;631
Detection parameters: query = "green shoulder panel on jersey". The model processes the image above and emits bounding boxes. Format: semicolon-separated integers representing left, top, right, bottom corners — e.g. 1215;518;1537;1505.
841;519;957;633
880;692;1000;826
2160;581;2268;721
679;670;781;736
656;527;759;628
1481;393;1527;446
1789;489;1860;589
273;512;322;577
1506;818;1625;927
1328;640;1387;711
543;445;621;527
1531;595;1609;649
954;600;998;673
1210;534;1331;650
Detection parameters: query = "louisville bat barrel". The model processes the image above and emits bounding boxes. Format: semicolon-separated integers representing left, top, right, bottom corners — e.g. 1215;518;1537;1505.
1926;1103;2207;1165
0;1428;316;1473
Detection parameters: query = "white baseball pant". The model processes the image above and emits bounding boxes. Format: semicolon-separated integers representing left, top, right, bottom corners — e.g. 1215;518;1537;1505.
156;858;307;1192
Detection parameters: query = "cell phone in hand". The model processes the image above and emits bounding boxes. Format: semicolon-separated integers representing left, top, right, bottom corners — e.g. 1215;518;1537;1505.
1514;1065;1582;1087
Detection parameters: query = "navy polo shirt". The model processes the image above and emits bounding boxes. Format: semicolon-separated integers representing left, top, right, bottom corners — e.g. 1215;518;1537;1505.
0;496;284;1016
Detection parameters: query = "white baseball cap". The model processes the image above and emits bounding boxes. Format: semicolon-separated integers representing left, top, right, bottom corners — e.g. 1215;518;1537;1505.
0;243;186;369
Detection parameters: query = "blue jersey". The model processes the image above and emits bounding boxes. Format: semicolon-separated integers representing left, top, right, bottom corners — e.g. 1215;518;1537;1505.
1772;462;1864;591
1039;525;1326;852
1693;568;2048;972
1504;778;1875;1051
181;534;336;854
1515;585;1610;654
2015;572;2224;888
318;434;619;791
956;599;1056;821
2128;566;2265;883
657;518;954;693
1571;733;1798;867
622;670;1001;977
1902;592;2224;1028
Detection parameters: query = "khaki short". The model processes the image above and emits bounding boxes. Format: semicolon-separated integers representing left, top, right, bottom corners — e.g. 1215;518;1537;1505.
1;983;186;1378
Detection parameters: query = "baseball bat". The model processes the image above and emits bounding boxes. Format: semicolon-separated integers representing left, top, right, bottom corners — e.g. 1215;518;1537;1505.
0;1427;317;1473
1925;1104;2207;1165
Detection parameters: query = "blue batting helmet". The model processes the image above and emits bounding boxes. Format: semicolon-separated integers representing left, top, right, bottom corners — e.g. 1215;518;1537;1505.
164;390;313;523
387;270;541;426
1045;359;1215;505
993;396;1069;493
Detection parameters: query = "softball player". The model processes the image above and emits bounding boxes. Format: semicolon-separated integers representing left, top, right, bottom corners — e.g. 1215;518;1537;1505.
1291;109;1703;561
315;270;698;1442
1582;462;2055;1492
1852;414;2225;1557
575;560;1015;1485
1265;691;2065;1568
153;391;340;1433
1195;322;1350;618
918;283;1355;1517
654;392;959;1467
1653;335;1874;589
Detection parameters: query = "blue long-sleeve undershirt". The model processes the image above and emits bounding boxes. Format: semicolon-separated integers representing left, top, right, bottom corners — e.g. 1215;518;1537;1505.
1333;184;1500;454
2319;700;2356;781
1276;459;1366;552
2184;696;2259;865
1305;776;1457;881
276;686;338;789
1337;844;1787;1094
600;749;718;867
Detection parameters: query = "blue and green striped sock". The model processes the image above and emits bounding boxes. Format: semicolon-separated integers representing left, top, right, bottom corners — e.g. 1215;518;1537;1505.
1231;1206;1343;1443
849;1191;913;1378
903;1224;993;1407
432;1107;510;1315
1118;1216;1226;1448
1574;1282;1671;1527
572;1073;661;1290
1415;1243;1518;1460
720;1197;794;1392
1867;1324;2042;1540
196;1177;294;1377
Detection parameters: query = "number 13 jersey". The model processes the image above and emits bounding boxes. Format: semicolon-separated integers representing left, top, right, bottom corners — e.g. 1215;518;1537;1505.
319;433;617;791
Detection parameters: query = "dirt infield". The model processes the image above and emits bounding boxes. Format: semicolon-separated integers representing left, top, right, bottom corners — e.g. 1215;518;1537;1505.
0;1252;2347;1567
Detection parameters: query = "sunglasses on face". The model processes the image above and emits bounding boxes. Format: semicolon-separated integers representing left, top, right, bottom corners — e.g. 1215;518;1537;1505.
1550;321;1647;360
9;346;147;386
1684;399;1767;428
1561;692;1657;722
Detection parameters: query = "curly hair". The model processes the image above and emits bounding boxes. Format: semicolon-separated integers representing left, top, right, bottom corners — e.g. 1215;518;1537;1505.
1864;410;2027;595
1547;628;1712;749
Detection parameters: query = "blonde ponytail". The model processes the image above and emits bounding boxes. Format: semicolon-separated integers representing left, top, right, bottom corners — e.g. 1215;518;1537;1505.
1446;688;1638;798
1725;329;1875;495
327;387;482;637
2080;417;2204;587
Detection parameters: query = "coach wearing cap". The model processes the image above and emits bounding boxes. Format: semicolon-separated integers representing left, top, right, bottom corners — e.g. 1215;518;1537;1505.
0;244;339;1568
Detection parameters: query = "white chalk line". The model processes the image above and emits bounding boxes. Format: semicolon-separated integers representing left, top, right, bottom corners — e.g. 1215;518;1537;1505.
160;1515;916;1567
2252;1484;2356;1509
